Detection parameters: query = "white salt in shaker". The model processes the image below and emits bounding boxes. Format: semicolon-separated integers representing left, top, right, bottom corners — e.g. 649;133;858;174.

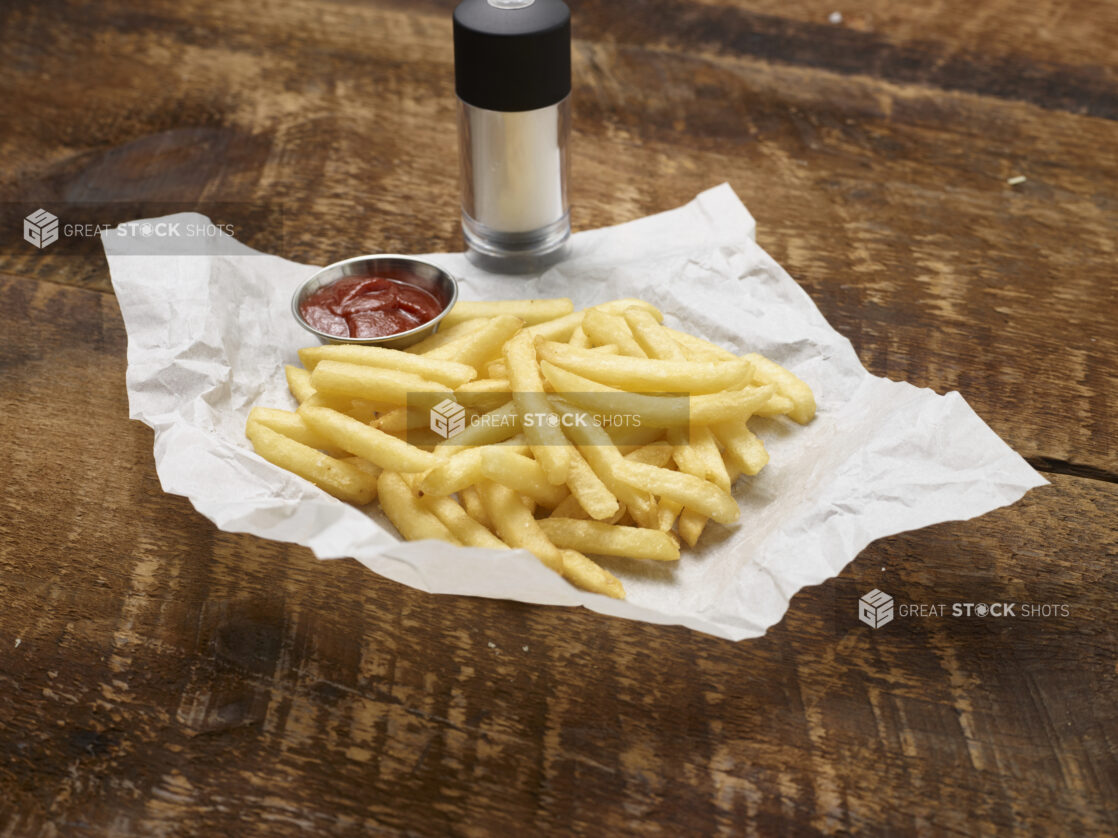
454;0;571;271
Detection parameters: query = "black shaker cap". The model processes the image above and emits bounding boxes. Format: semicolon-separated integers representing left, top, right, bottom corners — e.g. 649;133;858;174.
454;0;571;112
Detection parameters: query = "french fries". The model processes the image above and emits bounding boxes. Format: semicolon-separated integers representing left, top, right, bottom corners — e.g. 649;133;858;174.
300;405;441;472
421;493;508;549
524;297;662;342
378;471;460;544
479;447;570;507
246;295;815;600
581;309;647;358
441;298;574;328
311;360;447;406
623;309;686;361
248;406;341;453
246;421;377;505
536;340;754;393
745;353;816;424
538;518;680;561
504;332;571;485
423;314;523;369
539;360;774;427
285;365;316;403
297;344;476;387
404;317;488;355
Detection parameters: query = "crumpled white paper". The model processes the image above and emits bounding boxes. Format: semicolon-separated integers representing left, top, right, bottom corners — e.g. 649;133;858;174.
103;184;1046;640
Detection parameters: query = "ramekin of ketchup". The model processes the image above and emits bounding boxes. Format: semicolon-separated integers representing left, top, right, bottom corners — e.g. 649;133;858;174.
292;255;458;349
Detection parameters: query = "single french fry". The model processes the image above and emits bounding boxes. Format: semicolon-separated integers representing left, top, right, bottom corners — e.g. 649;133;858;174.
374;406;430;433
421;440;530;495
300;392;381;422
557;549;625;599
525;298;663;343
246;421;377;505
420;493;508;549
393;428;445;449
661;326;738;361
341;456;382;483
604;423;665;448
423;314;524;369
479;447;570;507
581;309;647;358
500;433;531;449
744;353;816;424
525;310;585;343
550;397;660;529
475;480;563;574
677;509;708;547
378;471;460;544
453;377;511;412
538;518;680;561
668;426;731;492
711;419;770;476
285;365;316;403
311;360;448;407
419;447;487;496
657;497;683;531
299;405;441;472
297;344;476;388
455;377;510;397
593;298;662;321
623;441;675;468
755;393;796;417
623;309;686;361
563;446;621;520
459;485;491;529
537;340;753;393
540;361;774;427
441;298;573;328
614;459;739;524
550;493;590;519
405;317;489;355
248;407;341;453
504;332;571;485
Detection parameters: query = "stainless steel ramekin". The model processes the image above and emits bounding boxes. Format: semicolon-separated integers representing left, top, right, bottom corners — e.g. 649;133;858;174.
291;254;459;350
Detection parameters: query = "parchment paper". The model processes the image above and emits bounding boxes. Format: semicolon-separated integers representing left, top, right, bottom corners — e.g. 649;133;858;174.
103;184;1046;640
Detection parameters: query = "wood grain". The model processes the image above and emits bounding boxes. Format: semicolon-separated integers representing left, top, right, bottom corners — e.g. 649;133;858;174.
1;276;1114;835
0;0;1116;833
0;1;1114;476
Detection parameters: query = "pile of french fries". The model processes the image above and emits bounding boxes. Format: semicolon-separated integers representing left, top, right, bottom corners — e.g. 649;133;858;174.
245;297;815;599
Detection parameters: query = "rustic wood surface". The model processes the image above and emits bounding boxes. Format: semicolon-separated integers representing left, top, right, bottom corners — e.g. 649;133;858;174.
1;0;1115;835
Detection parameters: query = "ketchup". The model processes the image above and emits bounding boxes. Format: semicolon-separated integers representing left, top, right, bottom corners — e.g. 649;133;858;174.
300;275;443;339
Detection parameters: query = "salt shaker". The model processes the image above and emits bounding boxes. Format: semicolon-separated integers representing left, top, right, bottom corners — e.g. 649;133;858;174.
453;0;571;271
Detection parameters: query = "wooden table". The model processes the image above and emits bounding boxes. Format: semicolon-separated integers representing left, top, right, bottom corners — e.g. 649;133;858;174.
2;1;1115;834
